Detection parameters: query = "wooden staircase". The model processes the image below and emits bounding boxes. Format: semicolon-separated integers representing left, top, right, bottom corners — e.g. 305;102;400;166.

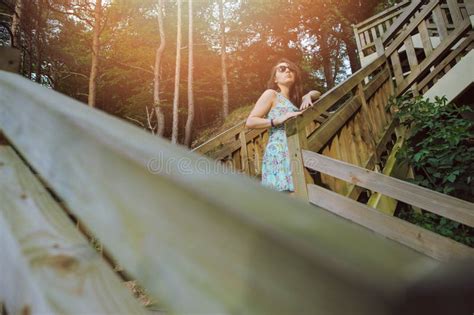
0;0;473;314
193;0;474;259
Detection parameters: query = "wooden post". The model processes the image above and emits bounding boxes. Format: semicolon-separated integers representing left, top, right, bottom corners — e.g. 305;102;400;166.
466;0;474;28
286;118;312;200
239;130;250;175
356;83;378;161
375;37;384;56
0;48;21;73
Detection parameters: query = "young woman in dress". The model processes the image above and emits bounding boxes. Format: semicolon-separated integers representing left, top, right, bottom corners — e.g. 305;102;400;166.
245;58;321;195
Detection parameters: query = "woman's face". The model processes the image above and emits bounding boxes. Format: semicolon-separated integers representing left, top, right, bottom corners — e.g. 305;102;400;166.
274;62;295;87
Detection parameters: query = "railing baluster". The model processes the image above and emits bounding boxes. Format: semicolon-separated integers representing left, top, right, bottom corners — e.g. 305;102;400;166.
418;19;433;57
433;4;449;40
447;0;463;26
404;36;419;71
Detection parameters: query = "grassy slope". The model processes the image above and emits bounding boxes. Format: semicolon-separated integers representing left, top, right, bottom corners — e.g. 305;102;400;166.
191;104;254;149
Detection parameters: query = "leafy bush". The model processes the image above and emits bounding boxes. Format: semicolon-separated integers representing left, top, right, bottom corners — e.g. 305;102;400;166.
393;94;473;199
390;94;474;247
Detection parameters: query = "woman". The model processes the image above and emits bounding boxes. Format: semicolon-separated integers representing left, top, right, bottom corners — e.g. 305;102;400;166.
245;58;321;194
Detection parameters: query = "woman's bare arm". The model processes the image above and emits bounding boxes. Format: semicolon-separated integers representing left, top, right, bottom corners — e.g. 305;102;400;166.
245;89;276;129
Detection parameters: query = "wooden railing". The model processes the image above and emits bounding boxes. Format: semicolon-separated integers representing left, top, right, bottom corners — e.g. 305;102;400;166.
192;107;332;178
284;55;396;199
384;0;472;96
354;0;470;61
4;69;472;314
1;1;474;311
302;151;474;261
353;0;411;60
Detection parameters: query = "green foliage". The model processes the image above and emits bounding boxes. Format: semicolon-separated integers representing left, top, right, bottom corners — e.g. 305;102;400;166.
391;94;474;247
393;94;474;199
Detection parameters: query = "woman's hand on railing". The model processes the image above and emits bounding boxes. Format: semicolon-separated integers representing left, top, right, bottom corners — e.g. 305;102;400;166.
300;90;321;110
274;111;303;126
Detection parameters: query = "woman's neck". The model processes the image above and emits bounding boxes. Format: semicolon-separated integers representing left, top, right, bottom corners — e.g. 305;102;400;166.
277;85;290;99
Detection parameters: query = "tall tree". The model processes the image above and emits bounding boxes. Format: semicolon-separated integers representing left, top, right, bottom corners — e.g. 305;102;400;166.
154;0;166;136
11;0;21;48
88;0;102;107
184;0;194;147
219;0;229;119
171;0;182;144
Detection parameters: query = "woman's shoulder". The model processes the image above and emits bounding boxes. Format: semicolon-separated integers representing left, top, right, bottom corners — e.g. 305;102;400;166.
261;89;278;98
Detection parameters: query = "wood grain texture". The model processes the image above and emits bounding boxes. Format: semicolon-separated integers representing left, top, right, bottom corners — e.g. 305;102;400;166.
0;146;148;315
308;184;474;261
303;151;474;227
0;70;443;314
396;18;472;96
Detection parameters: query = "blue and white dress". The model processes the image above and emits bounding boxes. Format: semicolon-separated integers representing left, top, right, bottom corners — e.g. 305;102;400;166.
261;92;300;192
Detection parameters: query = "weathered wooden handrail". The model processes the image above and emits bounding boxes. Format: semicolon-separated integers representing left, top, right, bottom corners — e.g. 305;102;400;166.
0;146;148;315
1;69;449;314
354;0;469;61
353;0;411;59
302;151;474;261
385;0;472;96
302;151;474;228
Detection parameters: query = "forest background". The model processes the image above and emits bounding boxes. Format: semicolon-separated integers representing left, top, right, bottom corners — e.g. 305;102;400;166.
0;0;397;147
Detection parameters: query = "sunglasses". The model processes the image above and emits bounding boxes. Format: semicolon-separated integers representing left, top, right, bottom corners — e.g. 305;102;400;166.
276;65;295;73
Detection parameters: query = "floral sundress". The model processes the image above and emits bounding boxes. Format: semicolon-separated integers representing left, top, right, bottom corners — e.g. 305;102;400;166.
261;92;300;192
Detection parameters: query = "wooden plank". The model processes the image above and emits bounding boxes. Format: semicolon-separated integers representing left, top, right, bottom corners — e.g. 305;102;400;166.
308;185;474;261
302;151;474;227
358;10;406;34
307;97;361;153
404;36;419;70
390;52;404;86
299;55;386;127
193;121;245;155
239;130;249;175
447;0;463;26
418;20;434;57
0;146;147;315
363;68;390;100
396;18;472;96
364;30;371;46
286;119;311;199
354;25;363;57
418;33;474;92
367;130;406;215
371;27;378;42
385;0;440;57
2;71;446;313
432;4;449;40
382;0;426;44
353;0;409;29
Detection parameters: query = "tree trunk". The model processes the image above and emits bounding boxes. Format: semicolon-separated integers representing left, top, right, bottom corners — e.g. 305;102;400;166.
35;0;43;83
88;0;102;107
342;28;360;74
11;0;22;48
171;0;182;144
320;34;334;89
154;0;166;137
219;0;229;120
184;0;194;147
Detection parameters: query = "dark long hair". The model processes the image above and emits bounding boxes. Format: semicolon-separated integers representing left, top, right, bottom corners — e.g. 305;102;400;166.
266;58;303;107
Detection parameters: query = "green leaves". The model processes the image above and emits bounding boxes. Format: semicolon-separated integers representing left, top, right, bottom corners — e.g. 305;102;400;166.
392;95;474;247
392;95;474;200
